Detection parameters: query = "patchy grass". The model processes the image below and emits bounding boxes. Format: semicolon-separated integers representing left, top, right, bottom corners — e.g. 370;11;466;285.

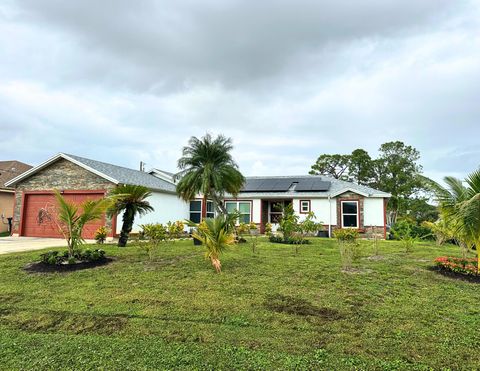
0;238;479;370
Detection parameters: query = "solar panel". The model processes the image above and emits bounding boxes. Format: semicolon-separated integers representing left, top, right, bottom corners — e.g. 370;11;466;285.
242;178;294;192
295;179;330;192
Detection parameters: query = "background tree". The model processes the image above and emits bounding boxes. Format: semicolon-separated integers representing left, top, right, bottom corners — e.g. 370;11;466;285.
175;133;245;216
349;149;375;185
373;141;424;224
108;185;153;247
309;154;350;179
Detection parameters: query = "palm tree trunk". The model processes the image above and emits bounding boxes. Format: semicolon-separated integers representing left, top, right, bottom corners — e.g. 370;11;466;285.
118;206;134;247
202;195;207;219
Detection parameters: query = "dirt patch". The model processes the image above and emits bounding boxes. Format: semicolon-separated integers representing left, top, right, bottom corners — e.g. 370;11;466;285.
264;294;342;319
428;266;480;284
365;255;386;261
0;310;128;335
23;258;114;274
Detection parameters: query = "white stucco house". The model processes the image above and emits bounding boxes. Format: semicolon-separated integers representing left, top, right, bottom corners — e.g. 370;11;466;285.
6;153;390;239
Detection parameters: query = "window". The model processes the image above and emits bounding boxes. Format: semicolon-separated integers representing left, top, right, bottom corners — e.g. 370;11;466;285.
269;201;284;223
190;200;215;222
225;201;251;224
189;200;202;223
300;200;310;213
206;200;215;218
342;201;358;228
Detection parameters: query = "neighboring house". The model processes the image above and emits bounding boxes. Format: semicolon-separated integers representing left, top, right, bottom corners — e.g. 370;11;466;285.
5;153;186;239
6;153;391;239
0;161;33;234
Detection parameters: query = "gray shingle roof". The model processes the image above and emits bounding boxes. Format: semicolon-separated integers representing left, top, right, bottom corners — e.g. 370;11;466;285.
237;175;390;198
65;154;177;193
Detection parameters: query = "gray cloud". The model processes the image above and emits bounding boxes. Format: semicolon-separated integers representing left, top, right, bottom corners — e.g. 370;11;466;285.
0;0;479;183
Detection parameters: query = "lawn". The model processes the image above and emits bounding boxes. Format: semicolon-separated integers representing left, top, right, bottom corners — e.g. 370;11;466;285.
0;238;479;370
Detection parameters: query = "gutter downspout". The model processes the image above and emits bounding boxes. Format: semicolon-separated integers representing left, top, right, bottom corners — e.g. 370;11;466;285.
328;195;332;238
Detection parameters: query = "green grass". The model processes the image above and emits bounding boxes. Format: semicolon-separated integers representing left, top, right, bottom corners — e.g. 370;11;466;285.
0;238;479;370
0;231;10;237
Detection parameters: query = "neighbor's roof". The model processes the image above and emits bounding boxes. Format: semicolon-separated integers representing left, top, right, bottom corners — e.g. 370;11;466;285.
5;153;176;193
0;160;32;189
237;175;390;198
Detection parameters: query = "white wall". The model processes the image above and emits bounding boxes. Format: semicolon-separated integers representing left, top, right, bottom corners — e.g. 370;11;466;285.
363;198;385;226
293;198;337;226
117;191;189;233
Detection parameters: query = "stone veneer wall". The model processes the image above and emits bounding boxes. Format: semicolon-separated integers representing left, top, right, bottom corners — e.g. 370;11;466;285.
12;158;116;235
333;192;386;239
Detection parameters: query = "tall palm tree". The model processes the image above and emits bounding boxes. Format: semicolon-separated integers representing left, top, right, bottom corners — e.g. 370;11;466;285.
108;185;154;247
427;170;480;270
174;133;245;216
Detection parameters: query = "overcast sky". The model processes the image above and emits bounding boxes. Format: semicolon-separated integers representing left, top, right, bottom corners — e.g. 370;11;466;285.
1;0;479;182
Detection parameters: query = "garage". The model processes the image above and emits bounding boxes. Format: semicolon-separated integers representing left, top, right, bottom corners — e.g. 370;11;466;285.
20;191;106;239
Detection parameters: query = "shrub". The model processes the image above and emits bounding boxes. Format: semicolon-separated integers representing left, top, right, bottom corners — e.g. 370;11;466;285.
434;256;478;276
278;204;299;240
269;235;310;245
334;228;360;270
264;222;273;236
40;249;106;265
140;223;169;261
167;220;185;239
94;226;108;244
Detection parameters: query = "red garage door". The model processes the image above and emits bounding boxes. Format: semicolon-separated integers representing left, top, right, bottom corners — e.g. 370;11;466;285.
21;191;106;239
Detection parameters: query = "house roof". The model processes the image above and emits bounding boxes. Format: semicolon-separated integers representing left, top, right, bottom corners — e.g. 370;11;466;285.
5;153;177;193
0;160;32;190
236;175;390;198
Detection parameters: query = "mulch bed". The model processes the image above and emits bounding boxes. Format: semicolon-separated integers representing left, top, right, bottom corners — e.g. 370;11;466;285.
24;258;114;274
429;266;480;284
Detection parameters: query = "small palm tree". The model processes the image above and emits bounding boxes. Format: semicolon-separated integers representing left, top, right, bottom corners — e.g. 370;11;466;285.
175;133;245;215
108;185;154;247
191;216;235;273
428;170;480;270
50;190;111;258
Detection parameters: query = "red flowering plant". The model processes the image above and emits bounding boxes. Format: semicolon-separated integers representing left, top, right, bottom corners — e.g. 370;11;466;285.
434;256;478;276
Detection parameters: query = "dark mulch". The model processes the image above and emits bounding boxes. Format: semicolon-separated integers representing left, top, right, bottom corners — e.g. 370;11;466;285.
428;266;480;284
24;258;114;274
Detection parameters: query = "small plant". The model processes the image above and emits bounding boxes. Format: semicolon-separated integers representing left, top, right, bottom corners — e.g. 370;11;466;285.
167;220;185;240
94;226;108;244
269;235;310;245
434;256;478;276
334;228;360;271
297;212;322;253
191;216;235;273
236;222;250;243
248;222;259;253
140;223;169;261
264;222;273;236
392;221;417;253
278;204;299;241
40;249;106;265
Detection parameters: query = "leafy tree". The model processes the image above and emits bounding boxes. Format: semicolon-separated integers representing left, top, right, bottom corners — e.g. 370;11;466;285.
278;203;299;240
108;185;154;247
175;133;245;215
309;154;351;179
349;149;375;185
373;141;423;225
191;215;236;273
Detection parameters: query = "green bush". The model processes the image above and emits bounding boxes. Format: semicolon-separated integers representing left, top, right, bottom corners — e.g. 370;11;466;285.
269;235;311;245
40;249;106;265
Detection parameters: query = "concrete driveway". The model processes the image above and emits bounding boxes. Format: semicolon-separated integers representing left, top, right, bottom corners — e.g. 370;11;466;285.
0;236;96;255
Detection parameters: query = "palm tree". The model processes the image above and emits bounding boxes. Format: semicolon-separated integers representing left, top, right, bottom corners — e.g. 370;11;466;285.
175;133;245;216
108;185;154;247
191;216;235;273
427;170;480;270
48;190;111;258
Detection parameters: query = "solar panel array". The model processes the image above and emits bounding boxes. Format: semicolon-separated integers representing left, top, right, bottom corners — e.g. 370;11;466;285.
242;178;331;192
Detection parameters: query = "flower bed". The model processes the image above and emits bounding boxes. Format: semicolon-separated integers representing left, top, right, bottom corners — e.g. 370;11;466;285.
434;256;478;276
